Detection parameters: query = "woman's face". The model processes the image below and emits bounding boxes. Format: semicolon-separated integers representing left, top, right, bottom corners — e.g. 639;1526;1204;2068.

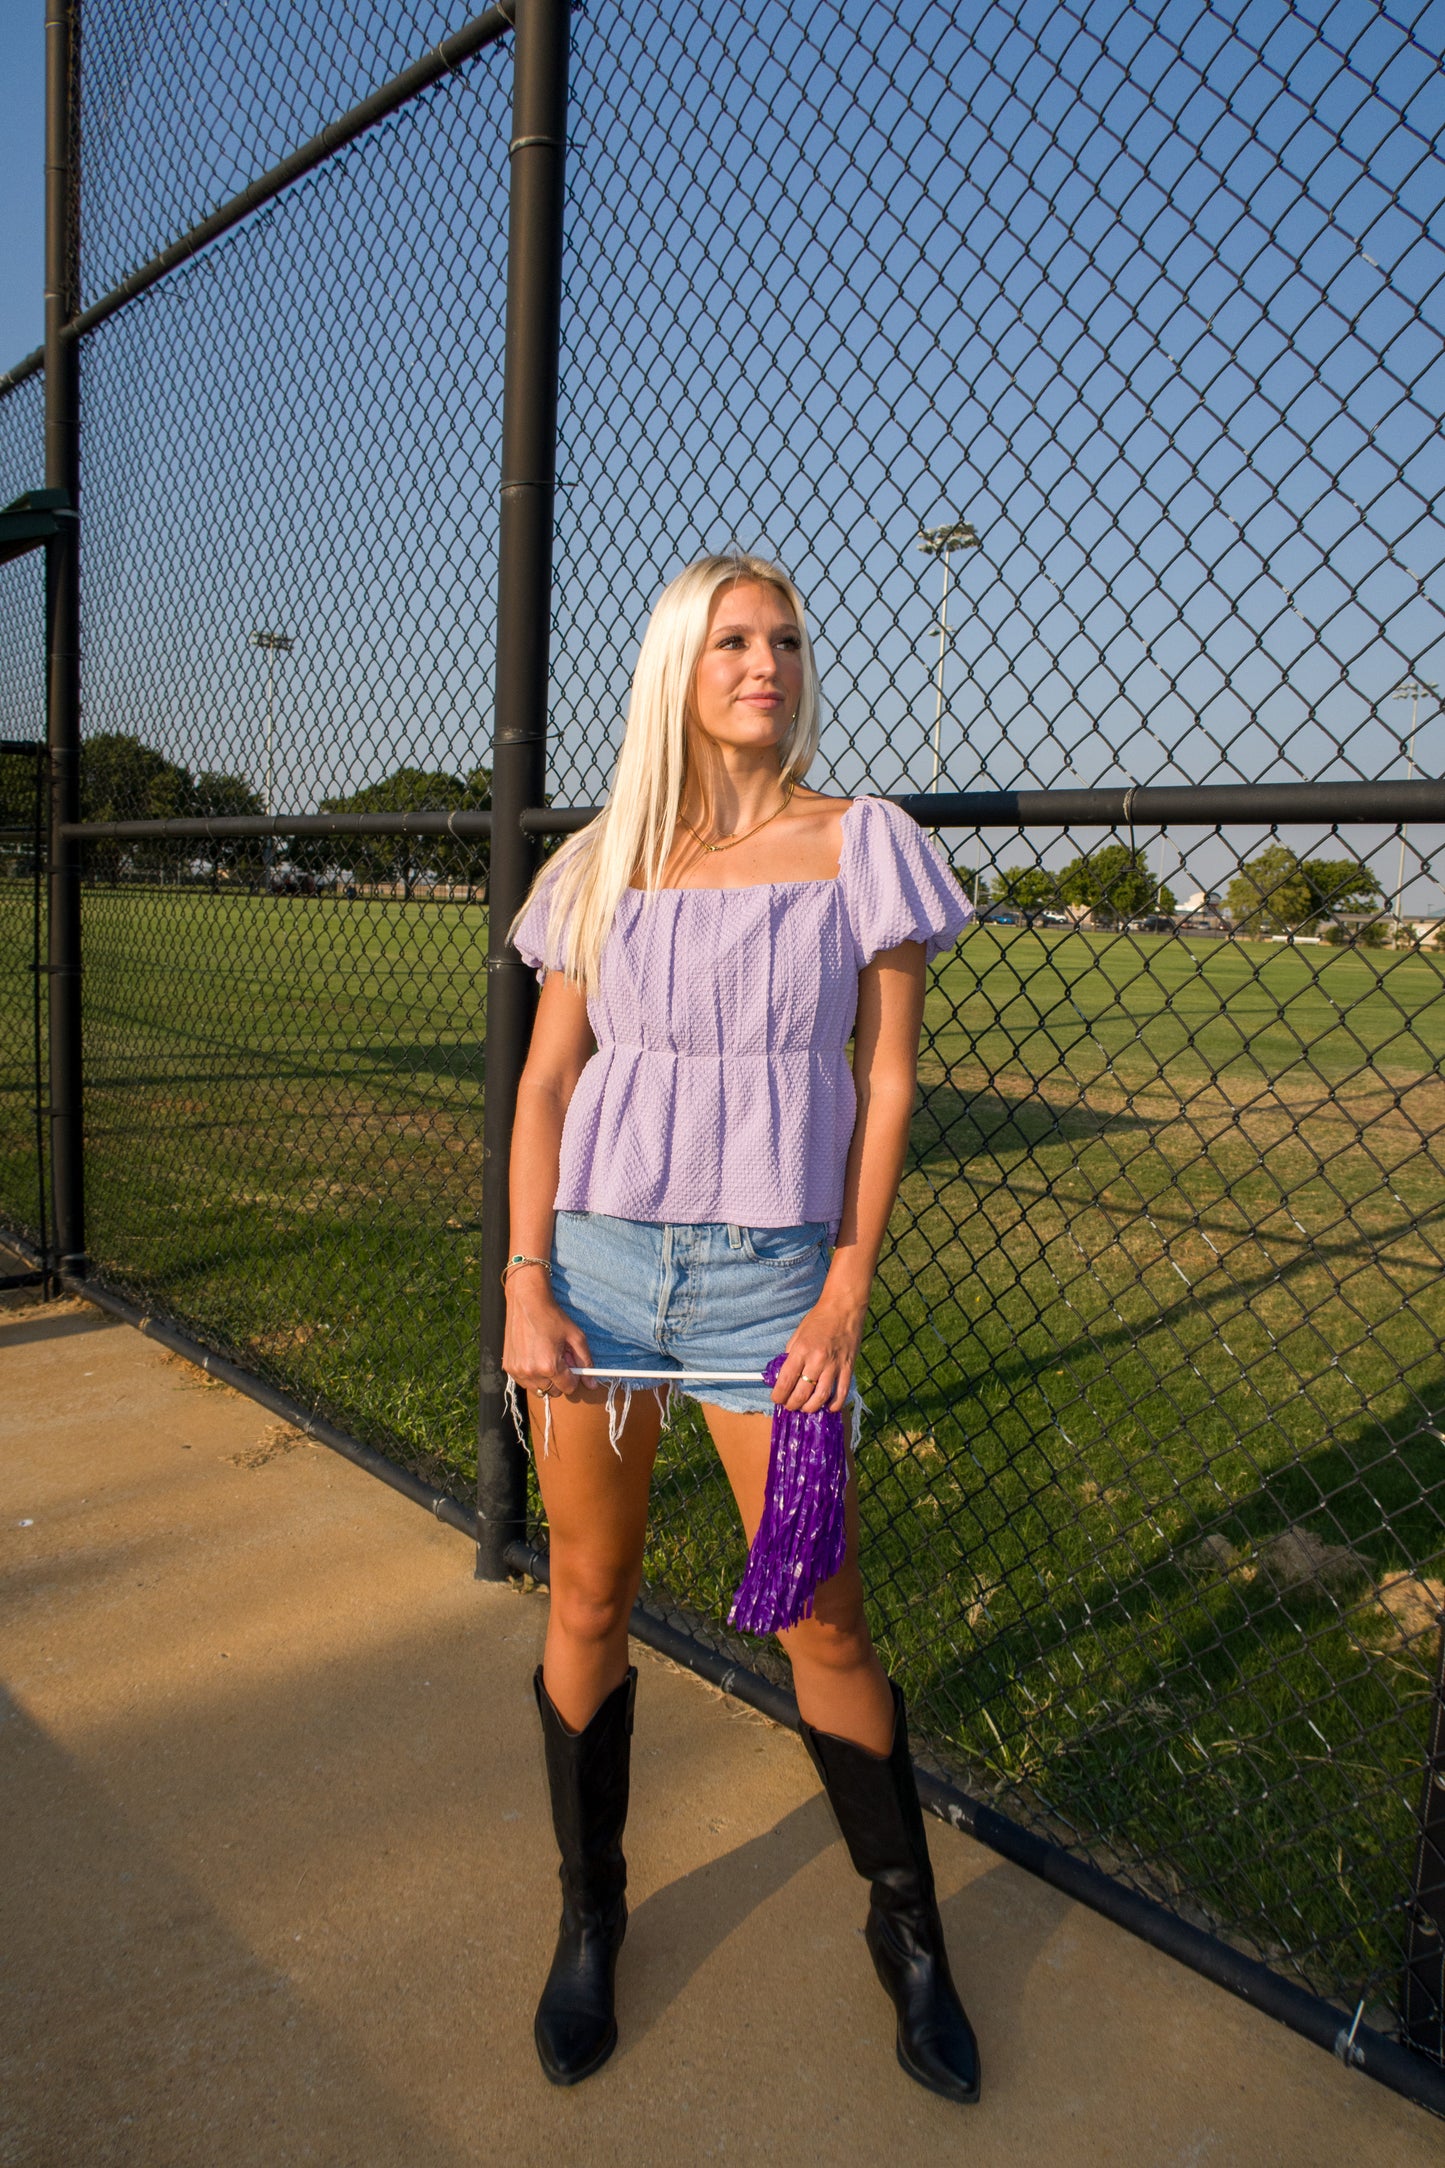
689;580;804;755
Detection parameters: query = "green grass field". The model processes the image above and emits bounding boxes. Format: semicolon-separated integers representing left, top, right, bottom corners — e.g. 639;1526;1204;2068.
645;926;1445;2011
2;882;1442;2014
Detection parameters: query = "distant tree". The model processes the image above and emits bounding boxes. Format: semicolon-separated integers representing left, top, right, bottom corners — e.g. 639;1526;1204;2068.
1300;856;1383;924
320;764;490;898
0;748;43;868
1057;843;1161;927
1228;846;1383;937
193;771;264;818
1324;916;1388;947
191;771;266;881
435;764;491;897
82;731;193;823
1226;845;1313;936
321;765;465;819
995;864;1060;915
80;732;195;881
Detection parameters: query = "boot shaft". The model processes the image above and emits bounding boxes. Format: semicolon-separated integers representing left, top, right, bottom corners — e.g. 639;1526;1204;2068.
535;1666;636;1914
799;1681;937;1904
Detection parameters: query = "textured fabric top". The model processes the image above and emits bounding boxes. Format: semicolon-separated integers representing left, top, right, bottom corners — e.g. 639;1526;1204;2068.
513;795;973;1228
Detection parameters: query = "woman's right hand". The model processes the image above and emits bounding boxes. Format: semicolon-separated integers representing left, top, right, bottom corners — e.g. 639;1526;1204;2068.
503;1271;593;1401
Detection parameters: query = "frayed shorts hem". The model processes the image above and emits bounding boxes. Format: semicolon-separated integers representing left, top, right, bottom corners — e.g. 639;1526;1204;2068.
548;1209;834;1415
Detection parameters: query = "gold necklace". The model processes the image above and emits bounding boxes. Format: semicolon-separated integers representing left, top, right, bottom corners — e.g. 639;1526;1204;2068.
681;779;795;856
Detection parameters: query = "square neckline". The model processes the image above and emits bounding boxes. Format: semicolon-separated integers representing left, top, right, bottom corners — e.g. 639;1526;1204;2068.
626;795;865;896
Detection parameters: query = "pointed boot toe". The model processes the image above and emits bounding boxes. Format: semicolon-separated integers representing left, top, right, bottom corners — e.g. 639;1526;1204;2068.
868;1912;981;2103
535;2016;618;2088
534;1938;623;2086
896;2019;981;2106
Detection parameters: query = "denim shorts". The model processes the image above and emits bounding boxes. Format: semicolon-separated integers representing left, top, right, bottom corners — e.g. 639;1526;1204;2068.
549;1211;832;1415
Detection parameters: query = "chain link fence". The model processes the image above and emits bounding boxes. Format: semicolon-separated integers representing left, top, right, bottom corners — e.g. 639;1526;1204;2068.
551;0;1440;805
32;8;513;1462
546;0;1445;2055
1;0;1442;2105
638;814;1445;2021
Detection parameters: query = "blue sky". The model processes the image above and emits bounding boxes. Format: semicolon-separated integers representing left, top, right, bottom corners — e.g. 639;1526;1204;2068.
0;7;43;369
0;0;1441;905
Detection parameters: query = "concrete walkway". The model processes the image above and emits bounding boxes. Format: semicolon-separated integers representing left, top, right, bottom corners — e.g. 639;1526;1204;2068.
0;1277;1438;2167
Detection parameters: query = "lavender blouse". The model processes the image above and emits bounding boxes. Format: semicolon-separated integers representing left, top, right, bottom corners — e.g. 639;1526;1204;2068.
513;795;973;1230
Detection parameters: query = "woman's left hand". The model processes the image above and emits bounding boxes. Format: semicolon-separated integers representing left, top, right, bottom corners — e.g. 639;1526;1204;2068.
772;1293;866;1414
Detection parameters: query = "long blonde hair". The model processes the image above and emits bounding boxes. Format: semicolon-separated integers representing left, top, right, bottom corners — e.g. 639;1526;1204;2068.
511;553;821;991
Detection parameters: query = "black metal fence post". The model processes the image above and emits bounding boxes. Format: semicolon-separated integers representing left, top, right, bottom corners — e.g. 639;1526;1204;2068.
44;0;84;1278
475;0;571;1580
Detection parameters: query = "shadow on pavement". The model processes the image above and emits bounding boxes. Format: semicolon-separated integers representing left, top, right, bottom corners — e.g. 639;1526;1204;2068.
0;1681;469;2168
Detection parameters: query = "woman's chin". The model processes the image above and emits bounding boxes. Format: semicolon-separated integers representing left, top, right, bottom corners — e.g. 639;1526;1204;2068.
700;721;788;755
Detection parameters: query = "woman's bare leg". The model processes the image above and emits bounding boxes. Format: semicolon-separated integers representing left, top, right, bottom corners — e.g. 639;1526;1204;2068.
532;1391;662;1732
702;1405;894;1753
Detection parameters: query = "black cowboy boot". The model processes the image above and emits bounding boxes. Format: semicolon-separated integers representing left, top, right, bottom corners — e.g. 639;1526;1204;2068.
532;1664;636;2086
801;1681;981;2104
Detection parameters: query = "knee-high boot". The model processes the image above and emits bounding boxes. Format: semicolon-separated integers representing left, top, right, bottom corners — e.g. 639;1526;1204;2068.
533;1664;636;2086
800;1680;981;2104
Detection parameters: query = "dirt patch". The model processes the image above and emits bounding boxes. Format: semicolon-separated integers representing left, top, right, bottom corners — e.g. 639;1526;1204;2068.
248;1324;322;1357
1189;1532;1242;1574
1370;1573;1445;1649
1187;1527;1368;1594
881;1427;944;1466
228;1422;312;1469
922;1059;1445;1149
157;1349;233;1393
1186;1534;1445;1655
1256;1528;1367;1592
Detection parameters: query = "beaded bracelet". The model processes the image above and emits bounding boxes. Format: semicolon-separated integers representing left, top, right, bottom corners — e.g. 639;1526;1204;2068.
501;1253;551;1288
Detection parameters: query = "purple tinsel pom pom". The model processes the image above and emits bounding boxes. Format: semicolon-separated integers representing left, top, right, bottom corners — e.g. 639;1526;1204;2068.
729;1354;849;1636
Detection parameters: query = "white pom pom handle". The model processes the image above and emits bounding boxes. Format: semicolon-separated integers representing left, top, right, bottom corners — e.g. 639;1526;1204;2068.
573;1366;766;1381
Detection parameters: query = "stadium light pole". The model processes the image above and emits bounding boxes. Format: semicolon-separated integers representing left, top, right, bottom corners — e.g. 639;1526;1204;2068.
250;630;295;880
917;518;980;793
1390;674;1441;927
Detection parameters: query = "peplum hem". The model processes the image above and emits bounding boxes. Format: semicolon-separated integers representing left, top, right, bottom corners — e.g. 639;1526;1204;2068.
554;1046;858;1230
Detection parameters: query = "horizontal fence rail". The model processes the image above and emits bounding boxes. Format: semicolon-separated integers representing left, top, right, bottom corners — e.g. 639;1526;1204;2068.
520;782;1445;836
59;777;1445;843
67;780;1441;851
60;810;496;843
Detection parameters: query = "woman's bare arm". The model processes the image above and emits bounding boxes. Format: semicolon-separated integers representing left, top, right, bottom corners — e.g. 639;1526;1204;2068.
771;939;926;1414
502;970;597;1394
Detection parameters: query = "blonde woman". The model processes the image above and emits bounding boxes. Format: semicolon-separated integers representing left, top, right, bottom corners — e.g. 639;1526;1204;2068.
503;555;978;2101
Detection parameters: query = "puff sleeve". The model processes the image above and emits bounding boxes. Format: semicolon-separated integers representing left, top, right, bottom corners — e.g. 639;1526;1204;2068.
841;796;973;966
510;874;562;982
